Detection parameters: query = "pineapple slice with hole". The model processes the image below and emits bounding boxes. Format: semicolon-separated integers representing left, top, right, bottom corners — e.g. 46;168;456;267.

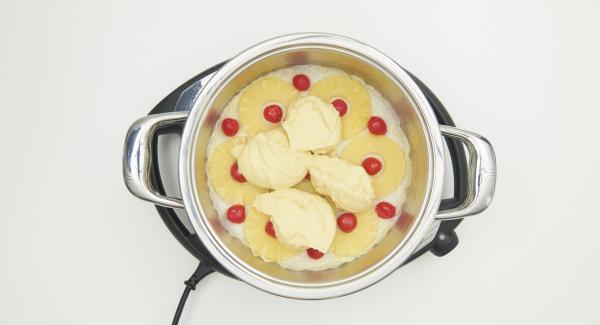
207;138;267;205
244;208;300;262
340;133;406;198
293;179;339;213
330;209;379;257
309;75;372;139
293;178;316;194
238;77;299;136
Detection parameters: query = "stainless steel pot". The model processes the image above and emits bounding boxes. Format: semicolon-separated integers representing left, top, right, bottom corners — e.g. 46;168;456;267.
123;33;496;299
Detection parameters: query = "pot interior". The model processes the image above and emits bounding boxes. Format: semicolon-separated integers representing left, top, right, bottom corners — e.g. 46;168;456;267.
191;45;432;287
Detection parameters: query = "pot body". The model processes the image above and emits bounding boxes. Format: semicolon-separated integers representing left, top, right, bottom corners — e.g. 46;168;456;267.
124;33;496;299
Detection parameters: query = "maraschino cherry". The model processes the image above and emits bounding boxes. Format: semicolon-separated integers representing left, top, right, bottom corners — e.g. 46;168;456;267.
362;157;382;175
292;74;310;91
263;104;283;123
265;221;276;238
331;98;348;116
368;116;387;135
306;248;324;259
226;205;245;223
221;118;239;137
230;162;246;183
337;213;357;233
375;201;396;219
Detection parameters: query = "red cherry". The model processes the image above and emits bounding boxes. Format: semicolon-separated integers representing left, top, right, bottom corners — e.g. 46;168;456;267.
221;118;239;137
331;99;348;117
362;157;382;176
337;213;357;233
292;74;310;91
306;248;324;259
265;221;276;238
230;162;246;183
263;104;283;123
367;116;387;135
226;205;245;223
375;201;396;219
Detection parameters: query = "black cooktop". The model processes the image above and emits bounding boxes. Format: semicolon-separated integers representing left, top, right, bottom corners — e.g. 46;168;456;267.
146;62;469;324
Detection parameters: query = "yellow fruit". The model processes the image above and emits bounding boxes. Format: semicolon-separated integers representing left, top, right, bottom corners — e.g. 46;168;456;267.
244;208;300;262
330;210;378;257
207;138;267;205
340;133;406;198
293;178;316;194
293;179;339;213
309;75;371;139
238;77;299;136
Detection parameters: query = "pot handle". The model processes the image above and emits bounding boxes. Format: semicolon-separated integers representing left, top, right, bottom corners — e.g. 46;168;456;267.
123;111;188;209
436;125;496;220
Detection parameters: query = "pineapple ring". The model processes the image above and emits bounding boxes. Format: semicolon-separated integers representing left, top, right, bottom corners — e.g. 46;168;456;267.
330;210;379;257
309;75;372;139
339;133;406;198
238;77;299;136
244;208;300;262
293;179;339;213
293;178;316;194
207;138;267;205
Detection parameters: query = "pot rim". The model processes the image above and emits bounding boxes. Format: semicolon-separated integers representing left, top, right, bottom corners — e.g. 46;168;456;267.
179;33;445;299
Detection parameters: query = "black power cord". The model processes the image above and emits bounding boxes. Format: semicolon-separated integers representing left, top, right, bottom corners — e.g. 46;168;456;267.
171;263;213;325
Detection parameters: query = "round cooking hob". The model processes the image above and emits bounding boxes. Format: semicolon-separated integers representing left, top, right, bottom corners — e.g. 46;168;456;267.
146;61;469;323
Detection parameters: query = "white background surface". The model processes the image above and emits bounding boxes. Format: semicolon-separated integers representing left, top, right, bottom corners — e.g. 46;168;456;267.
1;0;599;324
